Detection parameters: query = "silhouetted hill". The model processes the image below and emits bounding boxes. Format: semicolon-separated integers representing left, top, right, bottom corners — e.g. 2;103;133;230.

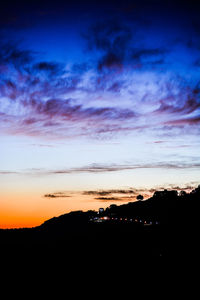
0;185;199;260
38;186;199;230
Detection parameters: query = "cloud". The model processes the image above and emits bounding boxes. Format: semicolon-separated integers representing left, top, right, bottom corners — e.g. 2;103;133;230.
165;116;200;126
84;19;168;73
84;19;132;71
1;161;198;177
131;48;167;66
83;189;135;196
0;39;141;139
0;171;19;174
0;41;35;70
0;92;138;139
84;17;170;74
43;162;200;175
1;22;200;141
44;192;70;198
155;97;200;116
95;197;121;201
42;182;199;204
94;196;133;202
29;98;136;121
150;84;200;131
0;45;134;138
32;61;64;77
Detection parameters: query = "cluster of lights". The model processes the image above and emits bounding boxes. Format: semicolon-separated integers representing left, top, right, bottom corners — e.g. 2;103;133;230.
90;216;160;225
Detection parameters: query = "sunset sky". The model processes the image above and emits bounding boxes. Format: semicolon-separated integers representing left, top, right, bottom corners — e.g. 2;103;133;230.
0;0;200;228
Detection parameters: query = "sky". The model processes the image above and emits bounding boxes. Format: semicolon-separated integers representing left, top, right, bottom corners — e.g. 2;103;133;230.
0;0;200;228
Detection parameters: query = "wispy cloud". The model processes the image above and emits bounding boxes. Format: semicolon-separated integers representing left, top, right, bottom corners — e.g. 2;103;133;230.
0;171;19;174
43;162;200;175
84;19;132;71
165;116;200;126
94;196;134;202
1;16;200;142
43;182;199;204
83;189;135;196
1;161;200;178
44;192;70;198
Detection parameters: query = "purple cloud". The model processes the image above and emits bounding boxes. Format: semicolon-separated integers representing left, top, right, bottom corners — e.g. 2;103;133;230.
165;116;200;126
84;19;132;71
155;97;200;115
0;30;200;141
1;161;199;177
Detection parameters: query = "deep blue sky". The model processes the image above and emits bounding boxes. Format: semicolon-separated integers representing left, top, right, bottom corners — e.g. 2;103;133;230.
0;0;200;227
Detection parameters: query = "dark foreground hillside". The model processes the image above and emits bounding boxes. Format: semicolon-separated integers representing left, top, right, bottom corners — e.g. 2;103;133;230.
0;186;199;261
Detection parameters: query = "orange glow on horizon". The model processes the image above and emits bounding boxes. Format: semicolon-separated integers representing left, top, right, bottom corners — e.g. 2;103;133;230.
0;190;134;229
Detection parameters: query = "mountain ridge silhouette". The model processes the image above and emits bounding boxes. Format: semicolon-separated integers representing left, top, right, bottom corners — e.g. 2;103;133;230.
0;186;199;259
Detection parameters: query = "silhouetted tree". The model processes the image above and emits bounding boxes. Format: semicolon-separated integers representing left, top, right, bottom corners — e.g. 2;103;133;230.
136;194;143;201
192;185;200;195
179;190;187;197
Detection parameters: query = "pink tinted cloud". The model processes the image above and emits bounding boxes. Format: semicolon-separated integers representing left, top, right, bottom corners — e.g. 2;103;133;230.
165;116;200;126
